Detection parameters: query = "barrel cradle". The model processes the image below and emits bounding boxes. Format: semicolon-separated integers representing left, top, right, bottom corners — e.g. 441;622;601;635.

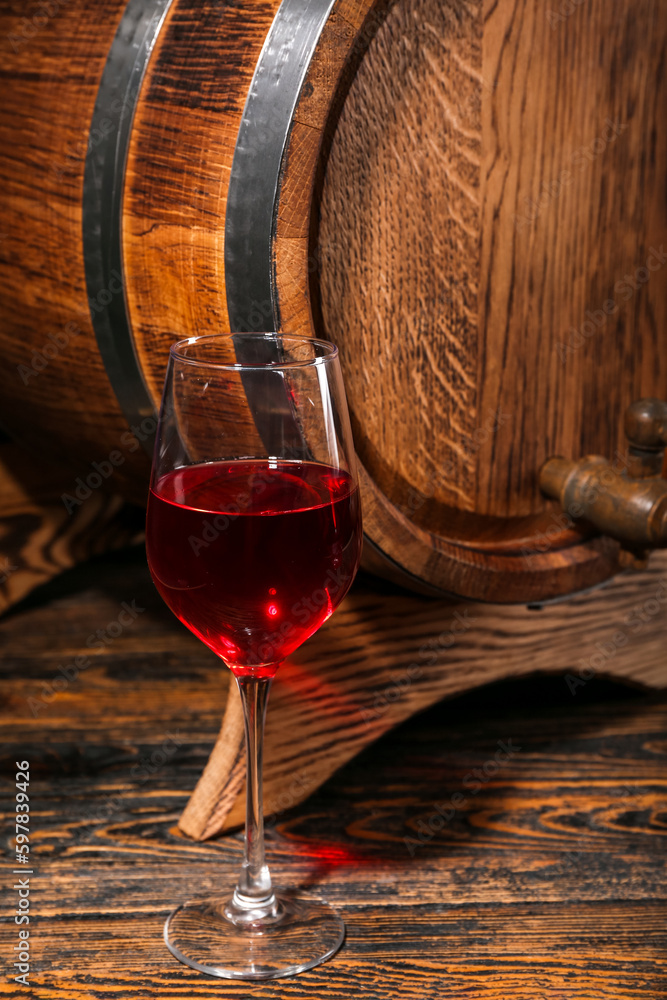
0;0;666;603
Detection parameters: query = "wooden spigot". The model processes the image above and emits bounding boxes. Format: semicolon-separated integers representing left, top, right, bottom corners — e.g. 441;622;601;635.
540;399;667;563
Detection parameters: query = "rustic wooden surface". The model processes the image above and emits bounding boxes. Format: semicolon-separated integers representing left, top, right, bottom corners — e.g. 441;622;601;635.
0;440;144;615
1;546;666;997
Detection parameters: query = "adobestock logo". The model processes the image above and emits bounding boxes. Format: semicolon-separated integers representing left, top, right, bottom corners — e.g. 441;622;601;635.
519;449;632;564
514;118;628;231
60;416;157;514
17;322;84;385
398;408;510;520
7;0;70;53
16;271;125;385
130;731;183;782
556;246;667;364
565;578;667;695
26;599;145;716
359;609;477;727
404;738;522;856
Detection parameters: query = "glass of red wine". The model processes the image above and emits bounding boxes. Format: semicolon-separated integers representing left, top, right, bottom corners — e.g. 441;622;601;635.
146;332;362;980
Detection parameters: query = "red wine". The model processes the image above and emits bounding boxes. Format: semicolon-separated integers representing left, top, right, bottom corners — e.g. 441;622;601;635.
146;459;362;677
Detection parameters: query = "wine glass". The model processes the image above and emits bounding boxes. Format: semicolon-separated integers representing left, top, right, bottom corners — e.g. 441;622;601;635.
145;332;363;979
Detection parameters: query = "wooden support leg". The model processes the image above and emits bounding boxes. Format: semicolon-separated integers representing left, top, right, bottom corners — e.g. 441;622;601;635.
179;551;667;840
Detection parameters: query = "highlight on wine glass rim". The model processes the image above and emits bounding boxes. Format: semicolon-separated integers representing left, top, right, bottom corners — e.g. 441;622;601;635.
168;331;340;369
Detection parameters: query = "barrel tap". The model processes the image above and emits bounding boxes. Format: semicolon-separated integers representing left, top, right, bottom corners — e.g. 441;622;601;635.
539;398;667;569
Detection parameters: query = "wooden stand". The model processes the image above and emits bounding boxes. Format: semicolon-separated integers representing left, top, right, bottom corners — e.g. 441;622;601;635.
180;550;667;839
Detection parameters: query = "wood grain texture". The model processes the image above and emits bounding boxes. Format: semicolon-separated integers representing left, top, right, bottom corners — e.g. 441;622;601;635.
0;0;149;496
181;544;667;838
272;0;635;601
123;0;281;407
317;0;482;514
0;547;665;997
316;0;667;520
309;0;667;588
274;0;369;331
478;0;667;518
0;442;144;615
353;461;621;603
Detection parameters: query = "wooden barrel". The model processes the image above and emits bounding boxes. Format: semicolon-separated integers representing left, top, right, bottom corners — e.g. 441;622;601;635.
0;0;665;603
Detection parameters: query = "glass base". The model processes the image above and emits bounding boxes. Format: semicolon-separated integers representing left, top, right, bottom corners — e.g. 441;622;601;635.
164;892;345;980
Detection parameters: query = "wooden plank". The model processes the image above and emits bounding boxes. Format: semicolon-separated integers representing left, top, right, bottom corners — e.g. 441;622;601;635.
0;551;664;997
124;0;282;404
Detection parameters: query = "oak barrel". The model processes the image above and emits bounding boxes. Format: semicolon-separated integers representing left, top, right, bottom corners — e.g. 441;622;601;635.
0;0;665;602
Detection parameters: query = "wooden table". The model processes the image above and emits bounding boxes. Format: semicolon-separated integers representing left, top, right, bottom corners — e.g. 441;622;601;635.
1;547;665;998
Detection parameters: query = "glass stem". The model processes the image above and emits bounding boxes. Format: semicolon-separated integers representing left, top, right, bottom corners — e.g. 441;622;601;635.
232;675;275;911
